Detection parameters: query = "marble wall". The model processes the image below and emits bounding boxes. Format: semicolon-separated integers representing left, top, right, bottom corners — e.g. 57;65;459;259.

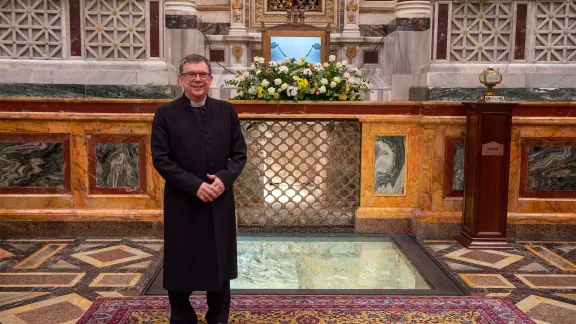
374;136;405;195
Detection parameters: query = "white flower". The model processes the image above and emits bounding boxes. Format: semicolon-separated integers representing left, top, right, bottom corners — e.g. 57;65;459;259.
296;59;304;65
323;62;329;68
343;72;351;79
300;55;306;60
321;78;328;85
330;81;337;88
285;57;291;63
281;83;288;90
342;60;348;66
238;90;244;96
242;71;250;78
347;77;356;84
261;79;270;87
269;60;276;65
258;57;265;64
248;87;256;94
274;78;282;85
293;76;299;81
290;89;298;96
303;68;312;76
238;75;245;81
268;87;276;95
333;77;341;83
279;66;289;73
319;85;327;93
336;62;342;68
255;69;262;75
253;56;260;62
329;55;336;62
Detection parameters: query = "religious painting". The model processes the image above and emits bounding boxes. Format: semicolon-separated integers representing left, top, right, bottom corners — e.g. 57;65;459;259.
374;136;406;195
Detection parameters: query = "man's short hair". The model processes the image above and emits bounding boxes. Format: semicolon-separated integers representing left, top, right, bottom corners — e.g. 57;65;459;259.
179;54;212;75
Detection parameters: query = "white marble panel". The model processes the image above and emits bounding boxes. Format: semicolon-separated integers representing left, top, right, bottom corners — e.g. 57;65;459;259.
136;70;175;85
0;69;54;83
50;70;139;85
526;74;576;88
426;72;526;88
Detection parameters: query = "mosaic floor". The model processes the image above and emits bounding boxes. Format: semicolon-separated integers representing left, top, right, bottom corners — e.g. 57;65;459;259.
0;237;574;323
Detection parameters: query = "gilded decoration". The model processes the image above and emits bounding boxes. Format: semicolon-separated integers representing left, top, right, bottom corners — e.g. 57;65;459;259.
252;0;339;29
268;0;321;11
232;0;243;22
346;47;357;60
232;46;243;63
346;0;357;23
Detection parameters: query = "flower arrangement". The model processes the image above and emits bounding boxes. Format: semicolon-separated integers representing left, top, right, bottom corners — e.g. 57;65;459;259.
223;55;370;101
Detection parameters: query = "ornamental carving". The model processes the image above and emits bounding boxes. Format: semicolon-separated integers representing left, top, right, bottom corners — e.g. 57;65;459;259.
252;0;339;29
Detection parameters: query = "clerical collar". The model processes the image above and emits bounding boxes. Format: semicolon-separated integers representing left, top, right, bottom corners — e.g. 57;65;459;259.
190;98;206;108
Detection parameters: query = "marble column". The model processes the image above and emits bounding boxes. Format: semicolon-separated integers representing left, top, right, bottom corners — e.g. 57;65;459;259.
389;0;432;100
164;0;204;67
229;0;247;36
394;0;432;20
165;0;198;16
342;0;360;38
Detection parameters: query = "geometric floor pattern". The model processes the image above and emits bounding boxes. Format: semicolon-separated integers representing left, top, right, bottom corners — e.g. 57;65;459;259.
0;237;574;323
0;237;163;323
423;239;576;324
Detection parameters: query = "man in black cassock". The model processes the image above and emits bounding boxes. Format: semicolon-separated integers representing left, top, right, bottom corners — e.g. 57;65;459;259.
150;54;247;324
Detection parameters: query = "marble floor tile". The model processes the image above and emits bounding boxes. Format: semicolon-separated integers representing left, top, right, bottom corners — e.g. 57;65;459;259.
516;295;576;324
14;244;67;269
0;293;50;308
515;274;576;289
72;245;152;267
0;293;91;324
459;274;516;288
518;262;549;272
525;246;576;270
89;273;142;287
445;248;524;269
0;273;85;287
0;248;14;259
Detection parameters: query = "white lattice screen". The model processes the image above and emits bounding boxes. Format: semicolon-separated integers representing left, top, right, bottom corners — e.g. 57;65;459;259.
533;0;576;63
449;0;513;62
434;0;576;64
0;0;66;59
84;0;148;60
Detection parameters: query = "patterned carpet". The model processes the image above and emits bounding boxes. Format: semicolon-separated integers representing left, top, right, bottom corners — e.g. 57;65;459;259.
77;295;534;324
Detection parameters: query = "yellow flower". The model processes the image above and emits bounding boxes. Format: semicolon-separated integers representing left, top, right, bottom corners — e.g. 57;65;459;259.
346;86;350;93
257;86;263;98
297;78;309;90
338;95;347;101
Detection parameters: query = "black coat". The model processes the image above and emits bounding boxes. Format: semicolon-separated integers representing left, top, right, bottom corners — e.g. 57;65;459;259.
151;95;247;292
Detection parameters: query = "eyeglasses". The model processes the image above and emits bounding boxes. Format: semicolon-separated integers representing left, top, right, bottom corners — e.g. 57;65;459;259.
181;72;211;80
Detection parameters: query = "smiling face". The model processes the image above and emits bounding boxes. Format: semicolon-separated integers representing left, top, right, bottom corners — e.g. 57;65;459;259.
179;61;213;102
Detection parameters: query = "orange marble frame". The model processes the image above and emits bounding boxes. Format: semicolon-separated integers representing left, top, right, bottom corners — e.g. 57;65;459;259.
87;135;148;195
358;118;420;219
0;133;71;195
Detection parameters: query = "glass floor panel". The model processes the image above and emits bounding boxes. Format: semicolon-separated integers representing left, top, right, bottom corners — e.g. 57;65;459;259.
232;236;430;290
144;234;466;296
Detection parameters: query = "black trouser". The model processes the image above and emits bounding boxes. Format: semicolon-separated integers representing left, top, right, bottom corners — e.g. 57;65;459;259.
167;280;231;324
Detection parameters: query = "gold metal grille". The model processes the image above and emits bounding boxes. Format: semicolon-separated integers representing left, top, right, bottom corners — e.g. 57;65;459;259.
234;119;361;227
